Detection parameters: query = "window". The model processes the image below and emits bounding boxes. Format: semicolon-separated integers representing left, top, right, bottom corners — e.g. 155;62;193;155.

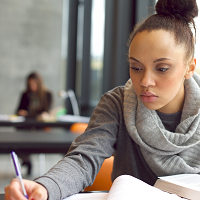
89;0;105;105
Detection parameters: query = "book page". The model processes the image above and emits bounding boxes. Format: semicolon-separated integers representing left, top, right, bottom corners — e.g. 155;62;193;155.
106;175;182;200
159;174;200;191
63;192;108;200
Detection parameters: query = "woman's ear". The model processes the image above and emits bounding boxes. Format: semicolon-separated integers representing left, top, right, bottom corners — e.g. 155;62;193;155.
185;57;196;79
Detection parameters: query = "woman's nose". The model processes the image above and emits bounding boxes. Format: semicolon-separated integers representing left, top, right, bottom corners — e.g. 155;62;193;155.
140;71;155;88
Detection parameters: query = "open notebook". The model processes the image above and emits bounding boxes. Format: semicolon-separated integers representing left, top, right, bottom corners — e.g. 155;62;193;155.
64;175;183;200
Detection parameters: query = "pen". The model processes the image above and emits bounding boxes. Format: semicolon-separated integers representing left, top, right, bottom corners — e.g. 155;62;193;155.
11;151;28;199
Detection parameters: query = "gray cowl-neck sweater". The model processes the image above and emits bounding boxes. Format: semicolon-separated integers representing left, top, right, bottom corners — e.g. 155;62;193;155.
35;73;200;200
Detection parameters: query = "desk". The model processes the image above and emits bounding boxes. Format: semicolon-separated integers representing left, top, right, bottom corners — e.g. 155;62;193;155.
0;192;108;200
0;116;90;129
0;194;4;200
0;129;79;154
0;119;72;129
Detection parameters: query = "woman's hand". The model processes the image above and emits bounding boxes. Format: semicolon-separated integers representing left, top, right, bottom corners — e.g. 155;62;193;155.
4;179;48;200
17;110;28;117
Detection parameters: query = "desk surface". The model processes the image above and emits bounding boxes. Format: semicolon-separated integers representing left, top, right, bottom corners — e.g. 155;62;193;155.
0;192;108;200
0;194;4;200
0;120;71;128
0;129;79;154
0;115;90;129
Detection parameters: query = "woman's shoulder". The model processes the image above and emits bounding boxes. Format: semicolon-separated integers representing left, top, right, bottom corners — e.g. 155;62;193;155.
102;85;125;99
98;85;125;108
91;86;125;122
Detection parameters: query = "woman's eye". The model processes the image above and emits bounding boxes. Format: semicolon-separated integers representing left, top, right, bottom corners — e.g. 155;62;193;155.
157;68;168;72
130;67;142;71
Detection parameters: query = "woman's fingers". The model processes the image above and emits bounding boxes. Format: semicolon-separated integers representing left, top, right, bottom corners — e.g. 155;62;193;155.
17;109;28;116
28;188;48;200
25;181;48;200
4;179;48;200
4;179;27;200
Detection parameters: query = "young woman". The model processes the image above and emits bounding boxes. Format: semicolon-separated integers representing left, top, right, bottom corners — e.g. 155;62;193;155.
16;72;53;175
5;0;199;199
16;72;52;119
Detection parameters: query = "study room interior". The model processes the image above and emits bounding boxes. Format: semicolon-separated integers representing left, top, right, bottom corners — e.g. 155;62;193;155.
1;0;200;197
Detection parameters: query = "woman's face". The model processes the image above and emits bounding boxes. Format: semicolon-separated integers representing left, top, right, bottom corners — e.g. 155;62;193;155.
28;78;38;92
129;30;195;113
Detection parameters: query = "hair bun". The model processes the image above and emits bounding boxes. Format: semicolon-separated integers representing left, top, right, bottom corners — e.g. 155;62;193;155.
156;0;198;23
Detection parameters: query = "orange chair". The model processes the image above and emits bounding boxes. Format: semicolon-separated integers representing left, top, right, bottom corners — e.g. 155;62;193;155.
84;156;114;191
70;122;88;134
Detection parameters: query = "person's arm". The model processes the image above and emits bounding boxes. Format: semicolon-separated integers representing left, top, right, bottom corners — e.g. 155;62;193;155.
34;87;124;200
5;87;124;200
4;179;48;200
16;93;29;116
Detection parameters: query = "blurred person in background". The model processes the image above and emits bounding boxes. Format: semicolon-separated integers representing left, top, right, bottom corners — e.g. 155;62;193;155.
16;72;53;175
16;72;52;119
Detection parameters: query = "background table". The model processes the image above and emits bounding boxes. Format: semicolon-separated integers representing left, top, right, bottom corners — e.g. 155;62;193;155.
0;120;72;129
0;129;79;154
0;115;90;129
0;194;4;200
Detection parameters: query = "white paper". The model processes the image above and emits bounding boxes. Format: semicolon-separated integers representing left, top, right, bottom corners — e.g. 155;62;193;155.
57;115;90;123
63;193;108;200
0;114;25;122
106;175;183;200
63;175;184;200
159;174;200;191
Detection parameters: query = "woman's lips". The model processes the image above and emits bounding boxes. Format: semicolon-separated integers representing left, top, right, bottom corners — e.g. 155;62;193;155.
140;92;158;103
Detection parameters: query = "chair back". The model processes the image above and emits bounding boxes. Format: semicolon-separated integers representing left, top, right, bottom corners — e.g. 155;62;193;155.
70;122;88;134
84;156;114;191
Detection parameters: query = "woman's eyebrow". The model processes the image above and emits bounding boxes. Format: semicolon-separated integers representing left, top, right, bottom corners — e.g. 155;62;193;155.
129;57;140;63
153;58;173;63
129;57;173;63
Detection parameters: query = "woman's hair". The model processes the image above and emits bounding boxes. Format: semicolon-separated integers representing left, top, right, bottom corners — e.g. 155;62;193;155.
26;72;45;93
128;0;198;61
26;72;50;112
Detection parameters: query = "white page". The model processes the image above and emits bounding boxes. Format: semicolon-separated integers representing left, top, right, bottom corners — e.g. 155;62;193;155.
63;193;108;200
106;175;183;200
159;174;200;190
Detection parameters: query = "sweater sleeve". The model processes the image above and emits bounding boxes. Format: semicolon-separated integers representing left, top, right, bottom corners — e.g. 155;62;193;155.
34;87;124;200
